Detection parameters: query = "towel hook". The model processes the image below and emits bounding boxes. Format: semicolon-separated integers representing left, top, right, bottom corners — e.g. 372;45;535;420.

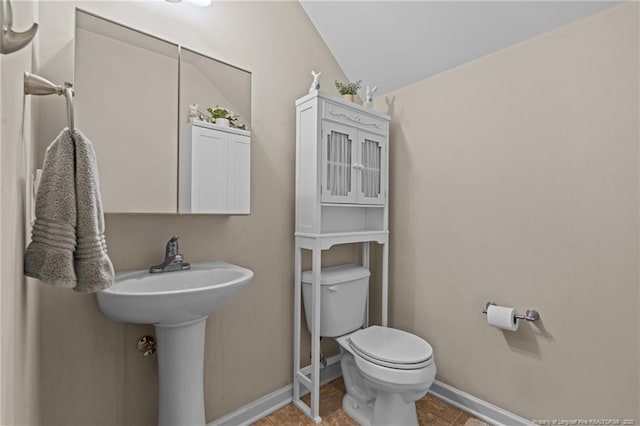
0;0;38;54
24;72;75;132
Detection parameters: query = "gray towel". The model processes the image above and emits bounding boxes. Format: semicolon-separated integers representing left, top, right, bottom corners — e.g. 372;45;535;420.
24;128;114;293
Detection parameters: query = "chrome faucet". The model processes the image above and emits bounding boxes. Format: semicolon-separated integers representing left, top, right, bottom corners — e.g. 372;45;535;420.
149;236;191;273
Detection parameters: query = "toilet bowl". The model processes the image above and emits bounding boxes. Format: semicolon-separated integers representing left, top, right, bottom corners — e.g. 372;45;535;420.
300;265;436;425
336;326;436;426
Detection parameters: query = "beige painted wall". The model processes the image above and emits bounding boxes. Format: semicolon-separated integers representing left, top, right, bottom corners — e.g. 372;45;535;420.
1;31;4;426
374;4;639;421
0;1;40;424
33;1;355;424
1;29;3;425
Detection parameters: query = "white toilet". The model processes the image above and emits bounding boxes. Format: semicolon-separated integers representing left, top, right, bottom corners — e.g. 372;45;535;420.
301;264;436;426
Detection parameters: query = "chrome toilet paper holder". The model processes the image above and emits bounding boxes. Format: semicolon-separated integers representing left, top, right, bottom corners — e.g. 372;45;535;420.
482;302;540;322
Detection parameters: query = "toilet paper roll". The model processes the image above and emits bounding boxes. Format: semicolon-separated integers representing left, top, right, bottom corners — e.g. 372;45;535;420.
486;305;519;331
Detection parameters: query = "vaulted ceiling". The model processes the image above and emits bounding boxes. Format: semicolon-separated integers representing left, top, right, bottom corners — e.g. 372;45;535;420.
301;1;618;95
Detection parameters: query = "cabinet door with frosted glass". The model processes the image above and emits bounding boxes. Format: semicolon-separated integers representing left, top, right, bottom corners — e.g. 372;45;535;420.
357;130;386;205
321;121;358;203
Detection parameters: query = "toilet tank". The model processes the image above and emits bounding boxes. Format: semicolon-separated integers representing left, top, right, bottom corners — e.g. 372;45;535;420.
301;264;370;337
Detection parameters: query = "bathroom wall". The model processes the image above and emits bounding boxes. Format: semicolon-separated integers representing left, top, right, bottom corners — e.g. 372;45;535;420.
1;36;4;426
374;3;639;421
637;7;640;423
33;1;355;424
1;34;3;425
0;0;40;424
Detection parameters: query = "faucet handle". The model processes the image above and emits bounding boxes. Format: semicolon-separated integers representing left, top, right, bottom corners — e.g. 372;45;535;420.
165;236;179;257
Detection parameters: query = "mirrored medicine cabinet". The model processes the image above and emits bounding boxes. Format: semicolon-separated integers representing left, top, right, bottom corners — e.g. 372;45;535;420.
74;9;252;214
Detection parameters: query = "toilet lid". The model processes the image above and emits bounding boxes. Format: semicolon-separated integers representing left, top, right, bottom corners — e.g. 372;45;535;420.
348;326;433;370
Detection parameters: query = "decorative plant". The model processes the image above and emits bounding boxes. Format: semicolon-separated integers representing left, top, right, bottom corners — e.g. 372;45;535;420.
335;79;362;95
205;105;248;130
207;106;237;122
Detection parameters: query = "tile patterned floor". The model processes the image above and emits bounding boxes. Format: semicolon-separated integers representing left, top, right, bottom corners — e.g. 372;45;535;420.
252;378;488;426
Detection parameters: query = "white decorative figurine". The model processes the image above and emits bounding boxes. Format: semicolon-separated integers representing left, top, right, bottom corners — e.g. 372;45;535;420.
309;70;321;93
365;85;378;104
188;104;200;122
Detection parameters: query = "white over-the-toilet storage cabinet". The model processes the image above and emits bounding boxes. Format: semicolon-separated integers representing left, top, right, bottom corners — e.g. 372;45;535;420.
296;94;389;235
293;91;390;422
179;121;250;214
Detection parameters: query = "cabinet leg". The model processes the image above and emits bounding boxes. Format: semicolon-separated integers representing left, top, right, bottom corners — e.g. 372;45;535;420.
293;245;302;403
362;242;370;328
382;242;389;326
310;245;322;420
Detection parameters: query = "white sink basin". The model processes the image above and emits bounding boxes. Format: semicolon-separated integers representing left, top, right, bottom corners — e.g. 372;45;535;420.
96;261;253;426
97;261;253;326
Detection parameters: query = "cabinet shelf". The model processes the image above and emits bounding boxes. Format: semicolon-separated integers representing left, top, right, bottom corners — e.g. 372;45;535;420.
295;91;390;121
295;231;388;250
320;203;385;208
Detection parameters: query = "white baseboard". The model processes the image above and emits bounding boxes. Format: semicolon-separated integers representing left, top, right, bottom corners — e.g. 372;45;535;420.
209;361;533;426
429;380;534;426
208;354;343;426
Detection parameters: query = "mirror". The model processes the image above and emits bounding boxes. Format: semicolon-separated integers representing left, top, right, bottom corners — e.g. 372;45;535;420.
179;48;251;131
74;10;252;214
74;10;179;213
178;48;252;214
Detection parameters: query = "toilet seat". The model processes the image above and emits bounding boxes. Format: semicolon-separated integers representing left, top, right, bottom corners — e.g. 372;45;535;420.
348;326;433;370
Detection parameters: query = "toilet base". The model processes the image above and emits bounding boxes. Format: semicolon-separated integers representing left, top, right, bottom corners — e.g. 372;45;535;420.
343;393;373;426
341;350;422;426
343;392;419;426
336;329;435;426
370;391;418;426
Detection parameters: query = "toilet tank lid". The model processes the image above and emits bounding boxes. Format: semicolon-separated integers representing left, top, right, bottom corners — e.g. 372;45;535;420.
301;264;370;285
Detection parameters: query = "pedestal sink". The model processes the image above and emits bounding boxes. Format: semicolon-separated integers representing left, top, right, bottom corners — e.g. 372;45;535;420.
96;261;253;426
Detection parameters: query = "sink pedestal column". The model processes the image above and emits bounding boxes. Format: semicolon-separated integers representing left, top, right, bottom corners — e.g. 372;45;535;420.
155;318;207;426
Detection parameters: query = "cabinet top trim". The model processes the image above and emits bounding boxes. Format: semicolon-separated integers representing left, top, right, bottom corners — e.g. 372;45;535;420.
188;120;251;137
296;91;390;121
